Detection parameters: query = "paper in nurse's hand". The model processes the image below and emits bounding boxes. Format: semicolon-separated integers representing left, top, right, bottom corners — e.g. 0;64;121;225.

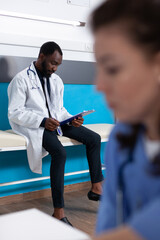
60;110;95;126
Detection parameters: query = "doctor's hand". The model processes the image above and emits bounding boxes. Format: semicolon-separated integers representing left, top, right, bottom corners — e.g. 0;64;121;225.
45;118;60;131
71;117;84;127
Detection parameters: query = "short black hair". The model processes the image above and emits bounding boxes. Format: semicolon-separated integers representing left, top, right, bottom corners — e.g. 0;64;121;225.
39;41;63;57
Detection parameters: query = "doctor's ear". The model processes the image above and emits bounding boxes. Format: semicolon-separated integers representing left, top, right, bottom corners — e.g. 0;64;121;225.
39;53;45;62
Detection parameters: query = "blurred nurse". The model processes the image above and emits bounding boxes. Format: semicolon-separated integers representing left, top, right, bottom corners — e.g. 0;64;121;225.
90;0;160;239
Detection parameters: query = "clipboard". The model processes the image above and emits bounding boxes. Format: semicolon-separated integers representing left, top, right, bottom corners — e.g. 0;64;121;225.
60;110;95;126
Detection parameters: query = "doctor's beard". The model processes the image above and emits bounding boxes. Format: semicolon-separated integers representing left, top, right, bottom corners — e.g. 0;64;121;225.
41;60;55;78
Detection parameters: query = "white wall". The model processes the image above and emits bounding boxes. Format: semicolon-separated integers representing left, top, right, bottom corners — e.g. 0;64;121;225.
0;0;104;61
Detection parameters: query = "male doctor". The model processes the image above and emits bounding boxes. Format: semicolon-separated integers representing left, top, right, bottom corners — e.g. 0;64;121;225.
8;41;103;226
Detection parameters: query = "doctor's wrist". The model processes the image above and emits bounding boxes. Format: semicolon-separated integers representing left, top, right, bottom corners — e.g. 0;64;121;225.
40;118;47;128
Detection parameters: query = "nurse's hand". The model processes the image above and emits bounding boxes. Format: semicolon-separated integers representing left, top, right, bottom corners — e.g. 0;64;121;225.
92;226;143;240
45;118;60;131
71;117;84;127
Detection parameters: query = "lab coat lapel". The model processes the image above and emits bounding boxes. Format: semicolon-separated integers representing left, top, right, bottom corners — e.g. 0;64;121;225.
30;62;45;101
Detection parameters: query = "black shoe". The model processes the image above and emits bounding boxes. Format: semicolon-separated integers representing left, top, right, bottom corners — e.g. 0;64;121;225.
60;217;73;227
87;190;101;201
52;214;73;227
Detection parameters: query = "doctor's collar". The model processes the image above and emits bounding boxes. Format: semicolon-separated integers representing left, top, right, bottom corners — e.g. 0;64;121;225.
34;61;45;80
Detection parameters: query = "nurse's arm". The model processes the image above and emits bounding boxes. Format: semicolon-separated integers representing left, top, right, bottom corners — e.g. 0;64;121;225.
92;226;144;240
96;127;119;234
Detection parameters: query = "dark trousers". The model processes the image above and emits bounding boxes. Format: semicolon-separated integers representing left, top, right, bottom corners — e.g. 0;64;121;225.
42;124;104;208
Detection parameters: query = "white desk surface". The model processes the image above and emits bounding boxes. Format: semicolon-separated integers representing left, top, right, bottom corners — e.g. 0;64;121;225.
0;208;91;240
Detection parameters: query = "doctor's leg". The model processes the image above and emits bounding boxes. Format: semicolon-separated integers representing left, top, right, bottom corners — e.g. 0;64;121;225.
42;129;66;219
62;125;104;199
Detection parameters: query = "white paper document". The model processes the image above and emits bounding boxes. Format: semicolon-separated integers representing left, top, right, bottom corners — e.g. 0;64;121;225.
0;209;91;240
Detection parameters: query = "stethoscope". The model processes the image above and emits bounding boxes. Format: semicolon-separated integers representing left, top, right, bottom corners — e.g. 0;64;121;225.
27;64;62;136
27;64;40;90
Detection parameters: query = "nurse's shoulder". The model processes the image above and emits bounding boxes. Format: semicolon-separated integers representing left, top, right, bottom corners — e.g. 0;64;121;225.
109;122;133;143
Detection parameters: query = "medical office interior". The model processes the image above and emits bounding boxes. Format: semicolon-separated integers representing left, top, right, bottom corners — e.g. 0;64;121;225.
0;0;114;239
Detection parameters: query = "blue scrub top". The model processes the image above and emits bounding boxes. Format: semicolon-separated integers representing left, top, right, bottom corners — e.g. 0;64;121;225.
96;123;160;240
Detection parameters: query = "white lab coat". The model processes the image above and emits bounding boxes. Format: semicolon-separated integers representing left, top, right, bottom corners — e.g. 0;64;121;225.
8;62;72;174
